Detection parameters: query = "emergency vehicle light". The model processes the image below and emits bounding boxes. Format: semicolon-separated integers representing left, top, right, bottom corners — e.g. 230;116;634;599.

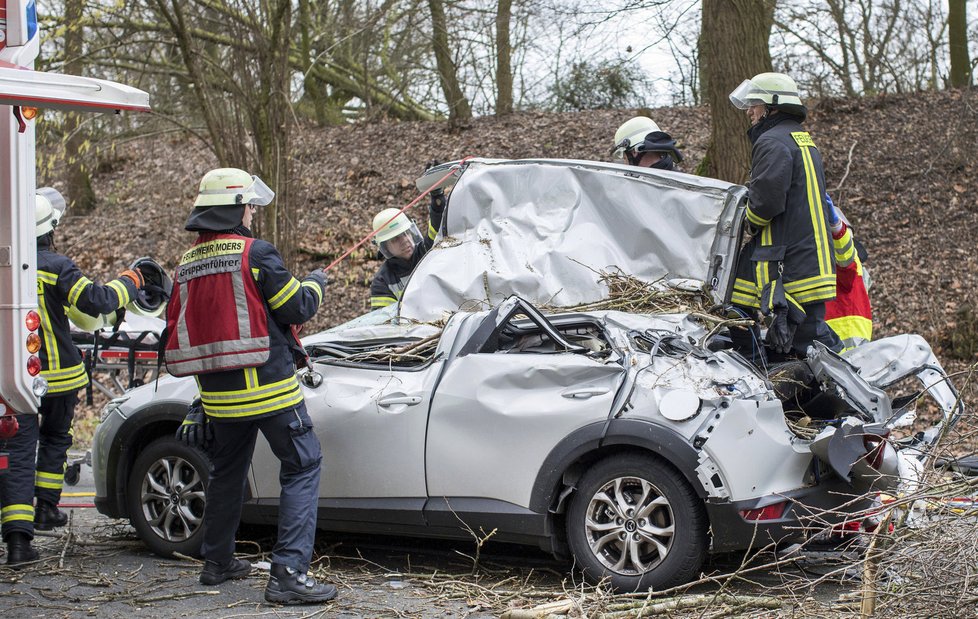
25;310;40;331
26;332;40;353
32;377;48;397
20;106;37;120
26;355;40;376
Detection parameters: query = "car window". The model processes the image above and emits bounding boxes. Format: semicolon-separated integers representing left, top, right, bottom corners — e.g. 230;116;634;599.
307;336;440;370
457;296;616;360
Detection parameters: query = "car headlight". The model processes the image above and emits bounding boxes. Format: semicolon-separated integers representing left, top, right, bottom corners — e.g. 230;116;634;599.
99;396;130;422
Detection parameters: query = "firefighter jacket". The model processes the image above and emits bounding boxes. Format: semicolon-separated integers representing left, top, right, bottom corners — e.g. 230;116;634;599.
36;235;138;394
825;223;872;350
731;114;836;312
165;230;326;421
369;191;445;309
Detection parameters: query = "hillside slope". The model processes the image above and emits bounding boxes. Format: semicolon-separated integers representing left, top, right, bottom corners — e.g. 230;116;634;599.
49;89;978;363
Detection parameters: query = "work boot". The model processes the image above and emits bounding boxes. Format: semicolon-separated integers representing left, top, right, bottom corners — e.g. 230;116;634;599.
264;563;338;604
34;501;68;531
5;532;39;567
199;558;252;585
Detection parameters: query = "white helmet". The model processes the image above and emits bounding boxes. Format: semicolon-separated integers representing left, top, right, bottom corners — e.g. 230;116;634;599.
35;187;67;237
729;72;804;109
194;168;275;208
611;116;661;160
372;208;423;259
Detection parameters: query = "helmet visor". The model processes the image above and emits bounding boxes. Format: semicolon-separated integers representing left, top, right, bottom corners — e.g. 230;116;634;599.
610;137;634;160
37;187;67;223
377;224;423;260
243;176;275;206
729;79;769;109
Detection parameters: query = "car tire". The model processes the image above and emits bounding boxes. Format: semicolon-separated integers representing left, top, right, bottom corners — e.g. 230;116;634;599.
126;436;209;558
566;453;708;591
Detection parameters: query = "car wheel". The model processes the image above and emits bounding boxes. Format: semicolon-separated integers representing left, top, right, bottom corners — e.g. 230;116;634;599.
126;436;209;558
566;454;708;591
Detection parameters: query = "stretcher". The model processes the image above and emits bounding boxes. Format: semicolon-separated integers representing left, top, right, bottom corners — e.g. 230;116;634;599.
71;314;165;401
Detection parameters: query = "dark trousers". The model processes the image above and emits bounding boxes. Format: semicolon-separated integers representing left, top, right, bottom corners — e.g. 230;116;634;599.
35;391;79;506
201;402;322;572
0;414;39;541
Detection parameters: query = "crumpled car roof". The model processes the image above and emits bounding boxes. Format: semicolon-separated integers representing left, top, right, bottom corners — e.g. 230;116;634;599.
399;158;748;322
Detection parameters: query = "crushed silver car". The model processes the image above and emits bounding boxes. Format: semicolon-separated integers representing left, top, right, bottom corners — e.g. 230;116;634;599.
92;158;963;591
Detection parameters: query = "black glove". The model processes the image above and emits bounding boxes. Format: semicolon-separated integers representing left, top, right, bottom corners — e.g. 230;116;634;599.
175;398;212;449
760;278;806;355
430;186;446;211
308;269;329;288
424;159;441;172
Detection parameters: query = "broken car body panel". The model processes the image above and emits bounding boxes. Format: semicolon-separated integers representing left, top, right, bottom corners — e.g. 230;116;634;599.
401;159;746;321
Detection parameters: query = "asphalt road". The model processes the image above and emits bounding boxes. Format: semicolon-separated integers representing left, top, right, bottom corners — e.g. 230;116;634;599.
0;454;532;619
1;454;862;619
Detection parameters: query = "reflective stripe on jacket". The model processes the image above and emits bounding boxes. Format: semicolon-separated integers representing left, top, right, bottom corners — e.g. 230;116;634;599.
168;231;327;420
37;238;137;394
731;116;836;310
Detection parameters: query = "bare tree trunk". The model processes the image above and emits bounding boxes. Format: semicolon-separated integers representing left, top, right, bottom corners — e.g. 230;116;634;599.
698;0;774;184
948;0;972;87
63;0;96;213
495;0;513;116
428;0;471;123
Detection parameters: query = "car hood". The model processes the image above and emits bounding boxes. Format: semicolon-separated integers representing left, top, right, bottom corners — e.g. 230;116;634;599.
399;158;747;322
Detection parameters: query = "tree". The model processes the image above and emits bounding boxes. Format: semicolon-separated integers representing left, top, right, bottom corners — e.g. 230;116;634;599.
495;0;514;115
428;0;472;123
61;0;97;214
698;0;774;183
773;0;949;97
948;0;972;87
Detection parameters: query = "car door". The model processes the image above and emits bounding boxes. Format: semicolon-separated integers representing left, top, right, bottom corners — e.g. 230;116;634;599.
250;358;443;523
425;299;625;510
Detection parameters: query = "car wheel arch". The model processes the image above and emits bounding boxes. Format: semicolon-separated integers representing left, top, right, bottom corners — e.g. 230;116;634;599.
107;403;188;517
530;419;708;517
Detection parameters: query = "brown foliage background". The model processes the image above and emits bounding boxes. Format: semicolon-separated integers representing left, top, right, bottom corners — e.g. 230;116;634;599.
48;89;978;365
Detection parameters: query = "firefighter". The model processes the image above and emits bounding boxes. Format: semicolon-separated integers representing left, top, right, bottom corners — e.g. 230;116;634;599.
34;188;145;531
164;168;336;604
728;73;843;358
610;116;684;170
368;179;446;309
1;415;39;565
824;194;872;351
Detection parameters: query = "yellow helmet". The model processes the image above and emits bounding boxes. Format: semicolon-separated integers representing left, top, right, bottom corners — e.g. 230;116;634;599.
371;208;423;259
729;72;804;109
193;168;275;208
611;116;661;160
372;208;414;242
65;305;119;332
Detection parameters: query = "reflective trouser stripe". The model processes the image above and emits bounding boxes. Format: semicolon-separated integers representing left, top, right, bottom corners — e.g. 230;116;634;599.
35;470;64;490
1;504;34;524
1;413;40;537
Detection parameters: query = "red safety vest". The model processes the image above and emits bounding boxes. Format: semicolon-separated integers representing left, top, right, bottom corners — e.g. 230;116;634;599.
825;225;872;351
164;233;271;376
